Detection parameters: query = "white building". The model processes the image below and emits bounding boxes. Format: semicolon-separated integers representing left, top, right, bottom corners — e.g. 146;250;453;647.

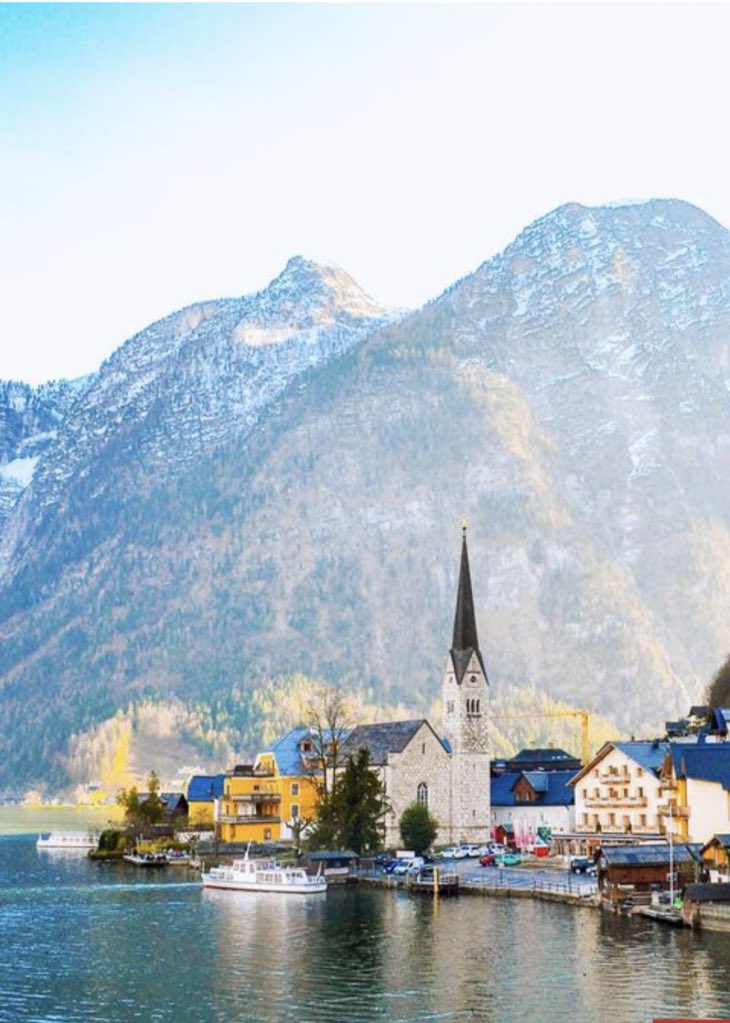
553;740;667;856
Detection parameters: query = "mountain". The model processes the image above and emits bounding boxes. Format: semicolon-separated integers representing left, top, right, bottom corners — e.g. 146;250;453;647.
0;378;88;531
2;200;730;791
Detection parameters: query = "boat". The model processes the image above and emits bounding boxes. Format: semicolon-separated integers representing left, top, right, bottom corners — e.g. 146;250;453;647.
123;851;168;867
36;831;99;850
165;849;192;866
202;848;327;894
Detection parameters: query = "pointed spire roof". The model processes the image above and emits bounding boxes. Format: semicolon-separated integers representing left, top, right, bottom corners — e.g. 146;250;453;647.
449;526;488;684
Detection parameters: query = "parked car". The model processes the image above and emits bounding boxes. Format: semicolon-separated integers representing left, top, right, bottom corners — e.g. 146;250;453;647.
453;846;470;859
569;856;595;874
438;847;458;859
393;857;425;876
464;844;481;858
496;852;522;867
479;852;496;867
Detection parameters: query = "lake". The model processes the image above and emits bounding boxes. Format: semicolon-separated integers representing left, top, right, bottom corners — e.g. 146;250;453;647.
2;826;730;1023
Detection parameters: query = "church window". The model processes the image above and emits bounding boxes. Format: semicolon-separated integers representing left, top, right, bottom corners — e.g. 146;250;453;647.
422;742;426;754
417;783;428;808
470;675;477;684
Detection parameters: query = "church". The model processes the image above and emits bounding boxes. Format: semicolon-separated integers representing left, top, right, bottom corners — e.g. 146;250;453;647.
340;527;491;847
207;527;491;848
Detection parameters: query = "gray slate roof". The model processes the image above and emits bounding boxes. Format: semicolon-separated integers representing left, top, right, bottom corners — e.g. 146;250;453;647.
340;720;439;765
450;529;488;684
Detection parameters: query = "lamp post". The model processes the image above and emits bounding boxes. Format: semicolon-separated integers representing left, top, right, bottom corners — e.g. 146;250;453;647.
668;801;675;906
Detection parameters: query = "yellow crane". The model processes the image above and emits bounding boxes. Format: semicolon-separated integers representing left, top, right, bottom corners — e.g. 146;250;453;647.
492;709;592;767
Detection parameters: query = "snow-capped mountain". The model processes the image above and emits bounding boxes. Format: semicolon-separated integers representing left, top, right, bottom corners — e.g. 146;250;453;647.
0;256;391;576
3;201;730;790
0;378;88;529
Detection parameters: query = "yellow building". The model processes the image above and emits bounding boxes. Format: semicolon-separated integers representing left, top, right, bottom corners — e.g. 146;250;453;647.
215;728;322;844
185;774;227;826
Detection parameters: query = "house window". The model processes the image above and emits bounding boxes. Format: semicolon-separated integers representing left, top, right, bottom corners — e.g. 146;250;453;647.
637;786;644;798
291;804;299;819
417;783;428;809
264;828;272;840
447;701;454;714
291;783;300;796
637;768;644;778
582;788;587;798
639;814;646;827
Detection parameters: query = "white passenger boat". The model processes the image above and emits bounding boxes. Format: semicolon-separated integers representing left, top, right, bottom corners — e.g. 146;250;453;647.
36;831;99;850
202;849;327;894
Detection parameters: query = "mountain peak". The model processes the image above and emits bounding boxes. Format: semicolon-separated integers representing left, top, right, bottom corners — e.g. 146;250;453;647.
260;255;388;321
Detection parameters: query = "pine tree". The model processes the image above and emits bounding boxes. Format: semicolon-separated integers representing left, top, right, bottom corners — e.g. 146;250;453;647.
309;748;387;855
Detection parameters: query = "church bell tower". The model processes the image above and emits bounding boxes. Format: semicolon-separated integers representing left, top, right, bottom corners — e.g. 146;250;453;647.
442;526;490;842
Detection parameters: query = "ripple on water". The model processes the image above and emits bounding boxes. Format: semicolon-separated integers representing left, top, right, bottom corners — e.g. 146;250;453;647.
2;839;730;1023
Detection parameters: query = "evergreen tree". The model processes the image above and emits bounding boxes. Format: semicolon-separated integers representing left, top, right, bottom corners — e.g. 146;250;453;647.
309;748;387;855
399;802;438;855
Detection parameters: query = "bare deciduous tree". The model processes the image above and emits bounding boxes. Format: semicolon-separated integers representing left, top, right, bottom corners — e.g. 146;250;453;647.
304;683;355;797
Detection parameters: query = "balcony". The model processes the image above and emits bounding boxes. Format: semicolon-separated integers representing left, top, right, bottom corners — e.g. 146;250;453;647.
599;770;631;784
583;795;647;808
217;814;281;825
658;803;689;818
230;792;281;804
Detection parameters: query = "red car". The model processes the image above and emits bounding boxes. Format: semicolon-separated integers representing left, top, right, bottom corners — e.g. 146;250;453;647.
479;853;496;867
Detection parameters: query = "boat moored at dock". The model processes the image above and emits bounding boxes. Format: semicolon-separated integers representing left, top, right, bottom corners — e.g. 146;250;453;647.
202;849;327;894
123;851;168;867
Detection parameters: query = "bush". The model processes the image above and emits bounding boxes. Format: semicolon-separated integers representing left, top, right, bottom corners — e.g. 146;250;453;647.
399;803;438;855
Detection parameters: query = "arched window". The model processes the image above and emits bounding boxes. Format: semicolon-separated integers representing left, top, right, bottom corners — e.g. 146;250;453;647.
417;782;428;809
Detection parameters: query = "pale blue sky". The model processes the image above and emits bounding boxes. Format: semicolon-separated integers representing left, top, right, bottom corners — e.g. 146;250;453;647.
3;3;730;383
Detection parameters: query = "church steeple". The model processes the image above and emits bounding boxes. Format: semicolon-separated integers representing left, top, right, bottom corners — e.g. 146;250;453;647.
449;526;488;685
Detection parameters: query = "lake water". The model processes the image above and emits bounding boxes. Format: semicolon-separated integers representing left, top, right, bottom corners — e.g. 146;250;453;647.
2;827;730;1023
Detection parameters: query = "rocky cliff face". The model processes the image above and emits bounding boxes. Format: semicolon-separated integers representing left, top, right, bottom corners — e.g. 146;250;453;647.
2;200;730;789
0;378;87;530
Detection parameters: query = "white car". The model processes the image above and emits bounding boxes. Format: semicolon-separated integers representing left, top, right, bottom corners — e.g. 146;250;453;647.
464;844;482;857
438;847;458;859
453;846;470;859
393;856;424;875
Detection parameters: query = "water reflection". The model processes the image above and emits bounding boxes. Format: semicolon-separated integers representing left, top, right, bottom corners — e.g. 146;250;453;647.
2;837;730;1023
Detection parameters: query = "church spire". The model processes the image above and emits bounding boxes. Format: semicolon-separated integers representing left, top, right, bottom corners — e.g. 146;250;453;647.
449;526;487;684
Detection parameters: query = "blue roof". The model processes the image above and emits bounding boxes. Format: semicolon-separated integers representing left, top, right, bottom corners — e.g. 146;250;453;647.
262;727;337;777
612;741;668;776
710;709;730;734
671;743;730;790
491;770;575;807
187;774;226;802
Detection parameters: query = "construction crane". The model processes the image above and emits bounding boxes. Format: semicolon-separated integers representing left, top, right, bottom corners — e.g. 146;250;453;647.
491;709;591;768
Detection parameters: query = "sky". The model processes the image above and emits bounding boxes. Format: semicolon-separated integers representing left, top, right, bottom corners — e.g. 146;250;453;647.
3;2;730;384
